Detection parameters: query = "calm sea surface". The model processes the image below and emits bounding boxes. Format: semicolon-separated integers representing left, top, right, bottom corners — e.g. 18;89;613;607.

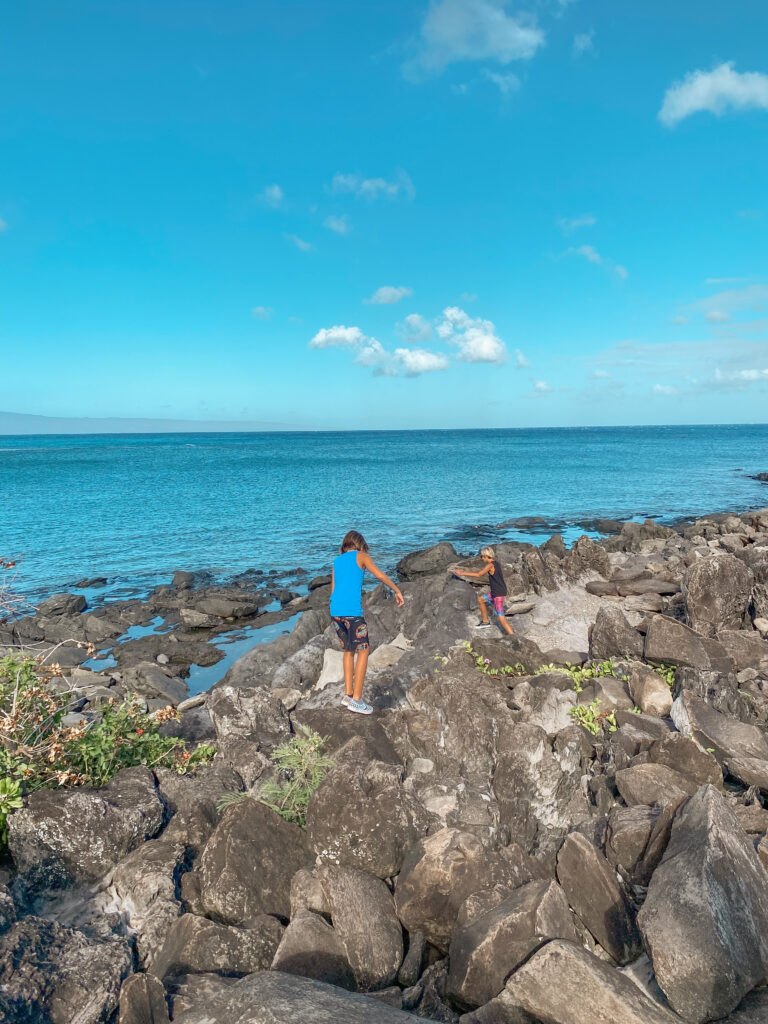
2;426;767;602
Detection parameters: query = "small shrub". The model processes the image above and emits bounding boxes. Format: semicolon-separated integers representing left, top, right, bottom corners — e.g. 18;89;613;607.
461;642;526;678
655;663;677;689
259;725;333;828
569;698;617;736
216;789;251;814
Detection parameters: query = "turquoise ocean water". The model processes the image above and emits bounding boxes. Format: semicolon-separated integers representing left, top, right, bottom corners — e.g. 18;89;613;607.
2;426;767;602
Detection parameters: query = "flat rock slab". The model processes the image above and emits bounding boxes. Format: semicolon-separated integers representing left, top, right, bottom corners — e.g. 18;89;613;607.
173;970;421;1023
671;690;768;764
615;763;696;808
501;939;680;1024
638;785;768;1023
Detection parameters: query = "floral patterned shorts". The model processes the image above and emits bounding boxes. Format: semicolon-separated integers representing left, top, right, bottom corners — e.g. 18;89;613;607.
332;615;370;652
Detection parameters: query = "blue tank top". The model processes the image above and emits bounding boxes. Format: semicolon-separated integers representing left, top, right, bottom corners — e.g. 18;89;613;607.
330;551;364;617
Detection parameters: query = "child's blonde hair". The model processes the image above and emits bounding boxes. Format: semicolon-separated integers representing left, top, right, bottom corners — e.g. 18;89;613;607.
480;546;495;560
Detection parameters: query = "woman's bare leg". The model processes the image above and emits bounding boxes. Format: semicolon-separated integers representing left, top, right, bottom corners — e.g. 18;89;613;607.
343;651;354;696
352;648;370;702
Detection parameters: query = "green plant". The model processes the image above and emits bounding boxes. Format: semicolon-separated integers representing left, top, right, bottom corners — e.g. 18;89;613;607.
655;663;677;689
258;725;333;828
0;652;214;842
461;642;526;678
0;777;23;843
216;789;252;814
535;658;625;696
569;698;617;736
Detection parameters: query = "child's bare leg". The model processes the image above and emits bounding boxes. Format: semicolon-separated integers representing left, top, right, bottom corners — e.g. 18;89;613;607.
343;651;355;696
498;614;514;636
476;594;489;623
352;648;369;702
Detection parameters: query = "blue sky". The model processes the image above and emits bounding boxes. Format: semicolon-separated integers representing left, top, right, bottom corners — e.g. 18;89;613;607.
1;0;767;429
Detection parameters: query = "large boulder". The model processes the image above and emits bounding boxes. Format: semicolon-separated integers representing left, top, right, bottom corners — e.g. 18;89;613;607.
155;763;243;854
8;766;164;888
644;615;733;673
562;535;611;580
500;939;680;1024
306;740;428;878
671;690;768;765
556;832;641;964
396;542;458;581
270;910;355;990
393;828;536;952
716;630;768;674
38;592;87;616
318;865;403;991
447;879;578;1009
118;972;171;1024
110;840;185;967
683;554;753;637
638;785;768;1022
121;662;188;704
0;916;132;1024
206;685;291;752
199;800;311;923
627;662;673;718
589;606;644;661
172;970;422;1023
647;731;722;789
615;763;696;808
151;914;283;981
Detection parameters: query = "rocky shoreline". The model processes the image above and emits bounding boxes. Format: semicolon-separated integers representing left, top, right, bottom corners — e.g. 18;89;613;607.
2;507;768;1023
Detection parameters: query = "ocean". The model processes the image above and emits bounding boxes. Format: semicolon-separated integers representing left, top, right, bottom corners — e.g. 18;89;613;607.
2;425;767;603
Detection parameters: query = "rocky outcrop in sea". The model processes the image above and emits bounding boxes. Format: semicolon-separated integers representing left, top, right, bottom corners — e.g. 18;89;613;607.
3;508;768;1023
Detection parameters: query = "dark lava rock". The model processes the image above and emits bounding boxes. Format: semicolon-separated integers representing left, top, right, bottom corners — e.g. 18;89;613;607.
589;605;644;660
683;554;753;637
271;909;356;990
37;592;87;616
151;913;283;981
118;972;171;1024
644;614;733;673
396;542;458;581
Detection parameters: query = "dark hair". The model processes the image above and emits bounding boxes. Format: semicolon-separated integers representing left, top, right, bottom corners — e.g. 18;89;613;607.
340;530;369;553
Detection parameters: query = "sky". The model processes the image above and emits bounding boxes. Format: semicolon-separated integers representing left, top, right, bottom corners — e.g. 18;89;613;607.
1;0;767;430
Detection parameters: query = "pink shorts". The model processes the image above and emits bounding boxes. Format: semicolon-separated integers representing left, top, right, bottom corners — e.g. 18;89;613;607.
483;594;505;615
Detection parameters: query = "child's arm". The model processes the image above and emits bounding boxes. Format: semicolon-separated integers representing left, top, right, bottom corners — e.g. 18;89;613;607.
359;553;405;606
455;564;491;578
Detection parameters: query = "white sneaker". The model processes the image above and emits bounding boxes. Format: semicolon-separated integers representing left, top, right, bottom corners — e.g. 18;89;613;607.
341;694;352;707
347;698;374;715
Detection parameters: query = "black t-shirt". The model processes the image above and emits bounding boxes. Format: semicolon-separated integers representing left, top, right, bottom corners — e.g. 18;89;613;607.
488;561;507;597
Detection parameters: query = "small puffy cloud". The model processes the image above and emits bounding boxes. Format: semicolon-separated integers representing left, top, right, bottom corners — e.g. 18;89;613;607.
573;30;594;56
366;285;413;305
527;379;552;395
576;244;601;264
355;338;389;368
659;62;768;127
569;244;627;278
392;347;449;376
615;264;629;280
310;325;367;349
285;234;312;252
398;313;432;341
653;384;679;395
261;184;284;208
252;306;273;321
331;170;415;200
484;69;520;94
323;214;350;235
460;291;478;302
691;283;768;320
590;369;610;379
557;213;596;234
714;367;768;384
405;0;545;78
514;348;530;368
671;315;690;324
436;306;508;364
706;310;730;323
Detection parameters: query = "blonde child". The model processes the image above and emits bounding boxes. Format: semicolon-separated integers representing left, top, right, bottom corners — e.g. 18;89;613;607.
454;546;514;635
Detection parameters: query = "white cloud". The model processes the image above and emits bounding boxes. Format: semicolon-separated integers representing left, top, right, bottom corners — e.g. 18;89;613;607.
714;367;768;384
392;347;449;376
252;306;273;321
460;291;478;302
576;244;601;264
365;285;413;305
406;0;545;77
331;170;415;200
590;369;610;379
614;265;629;280
285;234;312;252
323;214;350;235
659;62;768;127
436;306;508;364
514;348;530;368
529;379;552;394
570;244;628;279
706;310;730;324
309;325;367;349
557;213;596;234
261;184;284;208
573;30;594;56
671;315;690;325
484;69;520;94
653;384;678;395
355;338;390;368
692;283;768;318
398;313;432;341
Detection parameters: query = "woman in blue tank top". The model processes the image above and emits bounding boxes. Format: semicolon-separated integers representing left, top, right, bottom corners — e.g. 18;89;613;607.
330;530;404;715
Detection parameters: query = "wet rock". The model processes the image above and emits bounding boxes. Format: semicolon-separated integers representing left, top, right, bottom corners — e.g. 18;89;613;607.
556;832;640;965
270;909;355;989
589;606;644;661
318;865;403;991
615;763;697;807
501;939;680;1024
179;608;220;629
38;592;87;616
172;970;421;1023
110;840;185;967
393;828;536;953
683;554;753;637
122;661;188;704
447;879;578;1009
671;689;768;764
222;608;331;689
207;685;291;753
199;800;310;923
118;973;171;1024
8;766;164;888
644;614;733;672
0;916;132;1024
151;913;283;981
306;739;428;878
638;785;768;1022
628;662;673;717
647;731;722;788
397;542;458;580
